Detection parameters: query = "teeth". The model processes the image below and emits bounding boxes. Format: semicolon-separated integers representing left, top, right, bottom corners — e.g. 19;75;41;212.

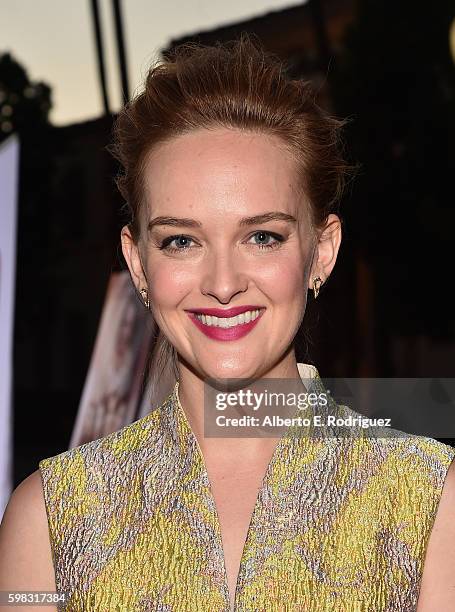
196;309;261;327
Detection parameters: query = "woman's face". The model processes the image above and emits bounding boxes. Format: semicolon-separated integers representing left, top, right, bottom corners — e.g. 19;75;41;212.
122;127;340;381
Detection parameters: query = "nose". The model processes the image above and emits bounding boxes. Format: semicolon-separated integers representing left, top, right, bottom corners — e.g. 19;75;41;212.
200;250;249;304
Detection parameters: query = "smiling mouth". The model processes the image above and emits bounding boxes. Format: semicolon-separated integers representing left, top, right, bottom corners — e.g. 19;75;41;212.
193;309;263;328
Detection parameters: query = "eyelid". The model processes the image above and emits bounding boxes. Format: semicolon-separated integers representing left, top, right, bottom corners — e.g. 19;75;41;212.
174;230;284;243
158;229;285;253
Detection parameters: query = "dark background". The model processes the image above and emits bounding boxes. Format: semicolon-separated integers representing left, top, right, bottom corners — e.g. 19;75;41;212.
2;0;454;485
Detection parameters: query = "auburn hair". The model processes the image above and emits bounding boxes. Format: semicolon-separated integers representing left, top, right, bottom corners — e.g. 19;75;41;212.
110;33;354;383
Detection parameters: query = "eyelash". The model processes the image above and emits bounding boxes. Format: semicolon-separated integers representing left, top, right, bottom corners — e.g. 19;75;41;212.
158;231;284;254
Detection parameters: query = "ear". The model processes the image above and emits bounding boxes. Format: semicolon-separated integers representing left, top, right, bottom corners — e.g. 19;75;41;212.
309;214;342;289
120;225;147;291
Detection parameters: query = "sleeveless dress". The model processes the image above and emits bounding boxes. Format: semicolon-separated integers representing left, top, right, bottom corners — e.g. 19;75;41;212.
39;363;455;611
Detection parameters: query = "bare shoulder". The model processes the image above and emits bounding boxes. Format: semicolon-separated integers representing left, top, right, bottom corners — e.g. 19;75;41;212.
0;469;56;595
417;455;455;610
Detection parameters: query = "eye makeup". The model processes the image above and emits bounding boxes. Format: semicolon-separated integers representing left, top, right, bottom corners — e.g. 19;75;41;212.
156;230;286;254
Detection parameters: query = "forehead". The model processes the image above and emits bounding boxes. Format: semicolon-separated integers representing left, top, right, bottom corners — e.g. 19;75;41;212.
142;127;301;219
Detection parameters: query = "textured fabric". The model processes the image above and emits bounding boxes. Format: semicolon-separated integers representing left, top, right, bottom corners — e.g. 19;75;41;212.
39;363;455;611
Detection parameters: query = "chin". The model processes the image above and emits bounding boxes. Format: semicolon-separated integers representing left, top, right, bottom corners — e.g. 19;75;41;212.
197;352;266;385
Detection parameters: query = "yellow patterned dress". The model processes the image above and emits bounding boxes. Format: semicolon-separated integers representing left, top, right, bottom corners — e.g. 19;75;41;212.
39;363;455;611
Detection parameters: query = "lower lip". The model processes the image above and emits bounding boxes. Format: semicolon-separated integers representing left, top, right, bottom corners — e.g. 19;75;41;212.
187;311;265;341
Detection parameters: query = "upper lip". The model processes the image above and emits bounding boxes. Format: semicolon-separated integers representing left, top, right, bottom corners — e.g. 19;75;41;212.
186;306;265;318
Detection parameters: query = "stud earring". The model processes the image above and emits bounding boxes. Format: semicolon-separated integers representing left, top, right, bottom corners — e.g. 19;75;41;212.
140;287;150;310
313;276;323;299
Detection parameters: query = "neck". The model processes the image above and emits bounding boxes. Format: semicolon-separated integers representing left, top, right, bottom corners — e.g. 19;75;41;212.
176;352;308;463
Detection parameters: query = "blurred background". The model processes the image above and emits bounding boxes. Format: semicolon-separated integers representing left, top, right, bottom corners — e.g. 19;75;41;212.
1;0;454;501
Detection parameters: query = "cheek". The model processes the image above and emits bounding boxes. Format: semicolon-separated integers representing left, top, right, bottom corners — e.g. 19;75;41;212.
253;256;306;303
146;250;307;309
147;263;194;308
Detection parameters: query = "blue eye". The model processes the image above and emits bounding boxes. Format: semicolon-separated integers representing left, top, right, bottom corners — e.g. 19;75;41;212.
248;231;284;250
159;235;195;252
158;231;284;254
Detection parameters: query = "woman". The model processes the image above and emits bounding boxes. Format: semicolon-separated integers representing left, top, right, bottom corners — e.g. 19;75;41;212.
1;35;454;611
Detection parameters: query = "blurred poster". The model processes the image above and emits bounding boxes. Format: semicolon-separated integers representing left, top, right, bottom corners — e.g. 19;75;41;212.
69;271;155;448
0;135;19;519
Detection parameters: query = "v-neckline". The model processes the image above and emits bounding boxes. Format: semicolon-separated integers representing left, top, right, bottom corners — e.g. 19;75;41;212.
170;363;321;611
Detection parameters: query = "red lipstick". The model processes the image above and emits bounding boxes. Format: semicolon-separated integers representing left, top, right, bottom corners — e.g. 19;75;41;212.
186;305;264;318
186;307;265;341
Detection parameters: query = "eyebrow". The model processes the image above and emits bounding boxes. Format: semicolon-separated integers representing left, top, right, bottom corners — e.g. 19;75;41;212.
147;211;297;231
